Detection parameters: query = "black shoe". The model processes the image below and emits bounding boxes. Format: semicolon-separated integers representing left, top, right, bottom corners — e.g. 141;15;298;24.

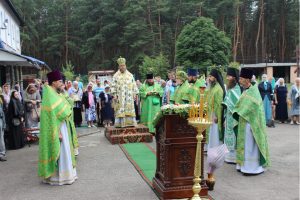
0;157;7;162
243;171;264;176
225;161;236;165
271;120;275;127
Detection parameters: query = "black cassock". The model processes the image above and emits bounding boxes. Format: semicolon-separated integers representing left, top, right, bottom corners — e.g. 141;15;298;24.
275;85;288;122
7;98;25;149
100;92;114;122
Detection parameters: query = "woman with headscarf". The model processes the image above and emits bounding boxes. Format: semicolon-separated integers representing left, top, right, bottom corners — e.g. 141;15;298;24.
24;84;41;128
258;74;274;127
274;78;288;123
82;83;97;127
68;81;83;127
7;91;25;149
66;80;72;91
2;83;10;110
100;85;114;127
0;88;7;161
14;83;23;103
288;78;300;124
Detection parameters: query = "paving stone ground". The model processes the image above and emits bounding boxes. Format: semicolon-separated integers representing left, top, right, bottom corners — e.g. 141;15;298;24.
0;123;298;200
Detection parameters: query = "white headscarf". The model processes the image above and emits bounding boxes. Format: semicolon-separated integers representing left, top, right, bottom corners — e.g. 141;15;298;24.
275;78;285;87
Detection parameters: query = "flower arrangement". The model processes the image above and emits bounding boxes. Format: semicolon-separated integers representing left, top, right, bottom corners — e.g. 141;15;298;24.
152;103;208;127
152;104;191;126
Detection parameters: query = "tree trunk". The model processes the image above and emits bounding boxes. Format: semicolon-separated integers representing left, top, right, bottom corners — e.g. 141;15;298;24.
255;0;264;63
158;0;162;53
65;0;69;65
261;1;265;63
240;15;245;64
147;0;155;51
280;0;286;62
233;3;240;62
173;0;182;67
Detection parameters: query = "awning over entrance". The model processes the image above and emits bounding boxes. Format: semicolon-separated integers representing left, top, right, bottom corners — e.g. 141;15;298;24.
0;49;49;70
0;48;38;68
20;55;49;69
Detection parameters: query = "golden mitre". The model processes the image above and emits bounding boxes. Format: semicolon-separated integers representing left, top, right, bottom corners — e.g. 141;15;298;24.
117;57;126;65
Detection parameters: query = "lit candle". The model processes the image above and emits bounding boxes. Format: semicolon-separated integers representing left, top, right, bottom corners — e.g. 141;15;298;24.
193;104;197;120
199;97;203;122
191;104;194;120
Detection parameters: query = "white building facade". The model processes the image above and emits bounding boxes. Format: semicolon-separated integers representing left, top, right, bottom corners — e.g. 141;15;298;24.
0;0;48;87
0;0;21;54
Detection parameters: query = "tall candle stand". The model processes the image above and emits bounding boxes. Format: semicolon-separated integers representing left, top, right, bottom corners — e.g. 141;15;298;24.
188;88;211;200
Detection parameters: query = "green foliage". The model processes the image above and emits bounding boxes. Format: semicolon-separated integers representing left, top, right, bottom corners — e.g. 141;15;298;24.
139;54;170;80
176;17;231;72
11;0;299;75
80;75;89;85
228;62;240;70
62;61;75;81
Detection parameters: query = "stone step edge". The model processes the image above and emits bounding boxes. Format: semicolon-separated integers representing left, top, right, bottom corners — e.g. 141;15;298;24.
106;127;149;132
105;133;153;144
106;131;151;136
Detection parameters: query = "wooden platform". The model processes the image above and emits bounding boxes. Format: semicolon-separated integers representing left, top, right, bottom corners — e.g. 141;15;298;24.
105;124;153;144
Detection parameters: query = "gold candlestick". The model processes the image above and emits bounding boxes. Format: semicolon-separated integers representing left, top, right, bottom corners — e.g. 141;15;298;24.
188;89;212;200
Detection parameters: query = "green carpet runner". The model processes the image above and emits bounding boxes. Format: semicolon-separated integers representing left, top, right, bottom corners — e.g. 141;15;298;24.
119;143;156;186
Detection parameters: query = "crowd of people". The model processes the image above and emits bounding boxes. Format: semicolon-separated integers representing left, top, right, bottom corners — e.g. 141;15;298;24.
0;57;299;187
0;82;42;162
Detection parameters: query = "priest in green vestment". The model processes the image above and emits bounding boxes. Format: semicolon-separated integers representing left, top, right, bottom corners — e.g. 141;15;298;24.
173;71;189;104
140;73;163;133
222;67;241;163
38;70;77;185
195;75;206;88
58;84;79;156
233;68;270;175
205;68;226;188
206;68;226;148
182;68;201;104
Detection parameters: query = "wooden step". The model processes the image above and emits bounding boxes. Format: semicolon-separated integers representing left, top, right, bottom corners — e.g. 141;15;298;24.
105;125;153;144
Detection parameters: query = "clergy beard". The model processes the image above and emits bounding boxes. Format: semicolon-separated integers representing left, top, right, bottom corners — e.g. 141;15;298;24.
188;79;196;84
57;88;64;94
147;81;154;86
208;80;216;88
226;80;237;90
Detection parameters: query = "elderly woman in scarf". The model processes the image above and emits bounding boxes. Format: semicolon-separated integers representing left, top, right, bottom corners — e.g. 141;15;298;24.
274;78;288;123
82;83;97;127
68;81;83;127
2;83;10;110
24;84;41;128
258;74;274;127
288;78;300;124
100;85;114;127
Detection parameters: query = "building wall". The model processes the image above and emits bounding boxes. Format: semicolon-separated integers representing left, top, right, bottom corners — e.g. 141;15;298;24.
290;65;298;83
0;1;21;54
266;67;273;78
